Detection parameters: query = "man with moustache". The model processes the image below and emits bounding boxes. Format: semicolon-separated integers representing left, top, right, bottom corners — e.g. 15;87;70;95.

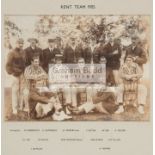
82;38;92;64
74;38;83;63
98;34;122;86
105;37;122;85
24;38;43;66
124;36;147;69
63;37;76;63
115;55;147;114
55;37;64;53
93;36;114;85
42;38;61;73
6;38;26;115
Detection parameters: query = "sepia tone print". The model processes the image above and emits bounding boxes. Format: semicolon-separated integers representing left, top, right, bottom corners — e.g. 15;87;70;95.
4;15;150;121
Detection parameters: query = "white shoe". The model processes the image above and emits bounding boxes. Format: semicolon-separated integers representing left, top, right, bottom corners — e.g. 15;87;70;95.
65;107;71;115
12;109;18;115
138;105;145;114
23;108;29;112
52;111;72;121
115;106;124;114
52;112;64;121
60;111;72;119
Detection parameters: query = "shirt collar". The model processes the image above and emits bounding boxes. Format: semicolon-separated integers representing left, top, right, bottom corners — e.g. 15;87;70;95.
132;45;136;50
49;47;54;51
109;42;114;47
71;45;76;50
31;46;36;50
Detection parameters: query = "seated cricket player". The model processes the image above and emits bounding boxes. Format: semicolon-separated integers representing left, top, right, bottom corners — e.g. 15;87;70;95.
115;55;147;114
67;88;116;115
28;80;71;120
49;54;72;107
24;56;71;120
24;55;48;88
67;84;117;115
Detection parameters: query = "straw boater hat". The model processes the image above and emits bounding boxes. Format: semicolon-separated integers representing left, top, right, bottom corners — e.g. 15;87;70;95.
55;37;62;41
55;54;63;60
27;38;38;43
48;38;56;43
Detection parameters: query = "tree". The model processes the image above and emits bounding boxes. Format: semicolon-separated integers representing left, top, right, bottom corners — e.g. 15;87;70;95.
4;17;22;49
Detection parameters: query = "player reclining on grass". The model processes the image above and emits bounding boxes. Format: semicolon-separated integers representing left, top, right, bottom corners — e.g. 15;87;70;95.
66;89;117;115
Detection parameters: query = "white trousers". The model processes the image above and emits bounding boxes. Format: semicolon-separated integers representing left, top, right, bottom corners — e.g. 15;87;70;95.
11;75;20;114
11;74;29;114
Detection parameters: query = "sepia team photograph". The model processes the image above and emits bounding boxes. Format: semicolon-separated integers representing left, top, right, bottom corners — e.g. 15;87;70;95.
3;15;150;121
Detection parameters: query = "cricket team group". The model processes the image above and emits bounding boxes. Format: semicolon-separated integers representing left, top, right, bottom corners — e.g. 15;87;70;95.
5;33;148;120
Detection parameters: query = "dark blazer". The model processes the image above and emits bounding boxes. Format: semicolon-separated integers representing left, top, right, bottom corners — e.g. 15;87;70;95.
93;44;107;64
63;45;76;63
102;42;122;70
74;45;83;63
93;42;122;69
42;48;61;72
24;46;43;66
83;46;92;63
6;48;25;77
125;44;147;67
93;46;100;63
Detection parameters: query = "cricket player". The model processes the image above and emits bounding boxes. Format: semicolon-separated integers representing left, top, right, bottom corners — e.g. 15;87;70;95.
115;55;147;114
